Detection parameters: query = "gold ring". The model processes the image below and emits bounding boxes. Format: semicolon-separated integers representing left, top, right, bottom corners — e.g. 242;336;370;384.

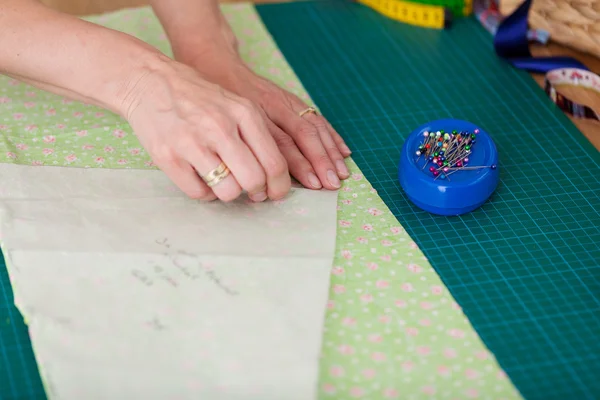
201;162;230;187
299;106;318;118
206;167;230;187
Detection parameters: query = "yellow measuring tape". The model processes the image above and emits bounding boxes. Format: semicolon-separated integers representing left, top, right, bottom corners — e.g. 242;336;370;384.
463;0;472;16
356;0;453;29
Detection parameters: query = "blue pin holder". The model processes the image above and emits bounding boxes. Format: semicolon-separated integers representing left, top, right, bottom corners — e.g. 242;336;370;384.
398;119;499;216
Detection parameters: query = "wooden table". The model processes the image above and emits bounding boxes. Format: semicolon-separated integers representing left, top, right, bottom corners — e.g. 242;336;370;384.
39;0;600;150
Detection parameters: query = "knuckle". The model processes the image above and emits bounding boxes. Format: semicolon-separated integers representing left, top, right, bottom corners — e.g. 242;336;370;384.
201;115;238;147
287;156;312;174
312;118;328;131
297;122;319;139
192;107;234;133
210;114;236;135
257;90;277;108
246;171;267;193
270;177;291;200
233;98;258;119
315;152;334;166
176;96;196;114
265;156;288;178
326;145;343;159
273;132;296;149
178;140;211;164
177;131;202;151
239;97;255;110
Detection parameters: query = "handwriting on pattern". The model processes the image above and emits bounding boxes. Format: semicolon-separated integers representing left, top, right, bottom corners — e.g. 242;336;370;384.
129;238;239;296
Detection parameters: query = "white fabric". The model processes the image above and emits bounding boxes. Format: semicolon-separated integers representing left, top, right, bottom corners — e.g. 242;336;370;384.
0;164;339;400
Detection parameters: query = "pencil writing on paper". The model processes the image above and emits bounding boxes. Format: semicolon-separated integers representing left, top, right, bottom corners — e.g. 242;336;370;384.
129;238;239;296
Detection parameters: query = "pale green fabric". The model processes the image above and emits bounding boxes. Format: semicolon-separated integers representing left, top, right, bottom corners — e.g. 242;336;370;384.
0;3;521;399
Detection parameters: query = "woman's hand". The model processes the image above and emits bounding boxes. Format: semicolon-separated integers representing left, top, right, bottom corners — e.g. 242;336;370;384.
184;47;352;192
149;0;352;191
125;56;291;203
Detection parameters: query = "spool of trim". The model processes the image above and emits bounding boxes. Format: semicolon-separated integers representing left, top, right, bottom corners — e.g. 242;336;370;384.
545;68;600;122
398;119;500;216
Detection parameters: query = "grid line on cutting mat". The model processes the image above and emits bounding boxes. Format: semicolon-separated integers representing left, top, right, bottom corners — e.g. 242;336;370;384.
256;1;600;399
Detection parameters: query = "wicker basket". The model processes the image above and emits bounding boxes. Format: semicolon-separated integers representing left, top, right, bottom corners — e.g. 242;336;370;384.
499;0;600;58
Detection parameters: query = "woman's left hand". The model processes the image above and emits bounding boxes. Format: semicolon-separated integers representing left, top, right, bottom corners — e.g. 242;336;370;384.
181;45;352;191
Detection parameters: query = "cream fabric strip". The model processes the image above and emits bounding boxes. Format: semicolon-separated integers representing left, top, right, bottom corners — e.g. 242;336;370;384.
0;163;339;400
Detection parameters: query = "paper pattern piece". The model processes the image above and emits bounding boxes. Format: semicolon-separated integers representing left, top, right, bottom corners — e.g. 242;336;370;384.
0;3;522;399
0;163;339;399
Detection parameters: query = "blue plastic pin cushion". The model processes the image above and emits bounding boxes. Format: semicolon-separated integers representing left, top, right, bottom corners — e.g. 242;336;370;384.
398;119;499;216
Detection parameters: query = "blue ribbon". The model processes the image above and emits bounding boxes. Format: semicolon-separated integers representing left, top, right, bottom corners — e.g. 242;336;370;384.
493;0;588;73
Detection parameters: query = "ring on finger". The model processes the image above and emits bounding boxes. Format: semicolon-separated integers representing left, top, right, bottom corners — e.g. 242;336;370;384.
298;106;318;118
206;167;230;187
200;162;231;187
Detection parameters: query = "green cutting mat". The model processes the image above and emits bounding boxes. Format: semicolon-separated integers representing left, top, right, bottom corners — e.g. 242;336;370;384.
0;1;598;399
256;1;600;399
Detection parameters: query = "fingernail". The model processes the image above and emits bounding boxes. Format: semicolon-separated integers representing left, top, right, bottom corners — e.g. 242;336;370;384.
336;160;349;177
341;144;351;155
308;172;321;189
250;191;267;202
327;169;341;188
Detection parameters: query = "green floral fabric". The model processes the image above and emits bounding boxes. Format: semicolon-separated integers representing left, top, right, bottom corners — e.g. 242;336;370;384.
0;3;521;399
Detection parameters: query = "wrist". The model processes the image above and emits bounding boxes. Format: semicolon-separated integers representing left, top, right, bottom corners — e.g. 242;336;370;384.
114;50;182;121
107;45;174;118
150;0;240;66
171;26;241;68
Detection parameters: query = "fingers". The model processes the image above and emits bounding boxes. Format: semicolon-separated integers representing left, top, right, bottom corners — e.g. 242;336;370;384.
267;118;322;190
160;139;270;204
212;131;271;202
325;120;352;158
233;102;291;200
154;154;217;201
187;148;243;202
170;102;290;203
267;102;342;190
304;112;350;180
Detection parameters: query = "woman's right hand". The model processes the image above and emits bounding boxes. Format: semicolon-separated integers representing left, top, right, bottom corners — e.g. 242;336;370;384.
123;55;291;203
